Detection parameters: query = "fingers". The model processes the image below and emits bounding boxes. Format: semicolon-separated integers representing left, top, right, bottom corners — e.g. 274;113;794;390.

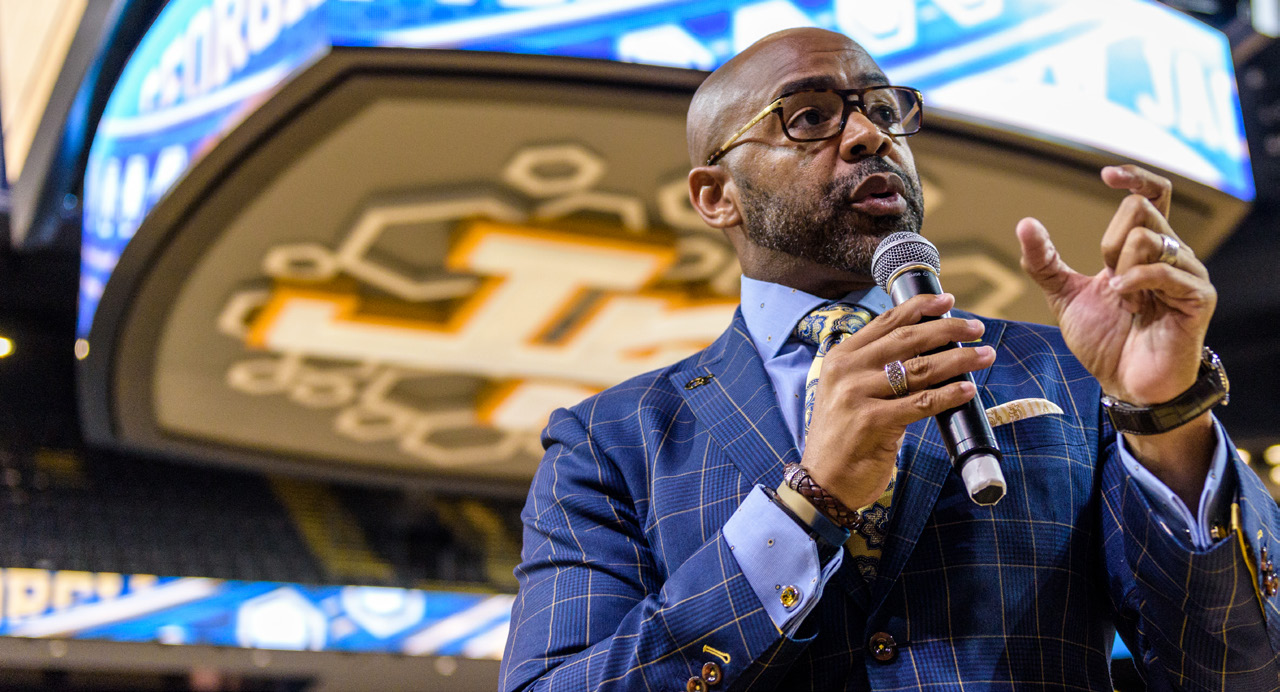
1095;164;1212;316
1102;164;1172;219
890;380;980;420
859;314;986;365
824;291;994;398
846;292;955;348
833;291;987;365
1113;226;1207;281
1101;194;1177;271
886;344;996;398
1109;262;1217;316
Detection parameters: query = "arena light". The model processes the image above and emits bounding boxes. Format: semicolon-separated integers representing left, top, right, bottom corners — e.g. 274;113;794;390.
0;337;14;358
1269;465;1280;486
1255;0;1279;38
1265;444;1280;466
74;338;89;360
1239;447;1253;464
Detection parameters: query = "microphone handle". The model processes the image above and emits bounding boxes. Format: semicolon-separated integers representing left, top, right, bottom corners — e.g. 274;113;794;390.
887;268;1003;473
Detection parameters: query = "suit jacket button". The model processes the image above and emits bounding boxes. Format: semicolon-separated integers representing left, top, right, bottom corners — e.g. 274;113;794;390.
701;661;722;685
686;676;707;692
869;632;898;662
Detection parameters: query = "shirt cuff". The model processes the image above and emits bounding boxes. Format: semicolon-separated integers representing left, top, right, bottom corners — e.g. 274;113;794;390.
723;486;843;636
1117;415;1234;549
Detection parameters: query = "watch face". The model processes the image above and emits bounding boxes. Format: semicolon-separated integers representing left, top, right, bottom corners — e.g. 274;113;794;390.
1205;347;1229;396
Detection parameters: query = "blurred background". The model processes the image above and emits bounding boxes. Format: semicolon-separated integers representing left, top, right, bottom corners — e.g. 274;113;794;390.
0;0;1275;689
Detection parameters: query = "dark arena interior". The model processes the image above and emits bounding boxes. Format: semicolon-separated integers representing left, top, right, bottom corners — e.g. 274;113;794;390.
0;0;1277;689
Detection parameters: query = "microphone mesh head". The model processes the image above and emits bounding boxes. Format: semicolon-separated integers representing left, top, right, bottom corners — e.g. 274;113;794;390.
871;232;941;291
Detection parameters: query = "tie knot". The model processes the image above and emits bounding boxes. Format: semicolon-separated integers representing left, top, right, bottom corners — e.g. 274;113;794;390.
794;304;872;354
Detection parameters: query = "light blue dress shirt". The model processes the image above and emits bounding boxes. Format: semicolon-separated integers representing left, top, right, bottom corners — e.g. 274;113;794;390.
722;276;1233;635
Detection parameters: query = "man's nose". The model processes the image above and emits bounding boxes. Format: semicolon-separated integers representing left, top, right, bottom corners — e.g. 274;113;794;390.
839;110;893;160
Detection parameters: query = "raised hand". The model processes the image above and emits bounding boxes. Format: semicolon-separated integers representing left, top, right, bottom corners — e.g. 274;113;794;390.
1015;165;1217;504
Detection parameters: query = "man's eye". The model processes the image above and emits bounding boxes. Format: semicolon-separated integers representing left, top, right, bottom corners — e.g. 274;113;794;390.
786;106;837;134
869;105;899;124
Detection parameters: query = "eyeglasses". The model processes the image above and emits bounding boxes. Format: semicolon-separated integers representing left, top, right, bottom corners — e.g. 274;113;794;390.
705;86;924;166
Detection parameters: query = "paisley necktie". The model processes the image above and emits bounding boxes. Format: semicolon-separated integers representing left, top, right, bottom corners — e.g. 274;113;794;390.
795;304;893;579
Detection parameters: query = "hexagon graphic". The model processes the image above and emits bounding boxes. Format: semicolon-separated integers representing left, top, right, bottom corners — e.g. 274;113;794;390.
501;144;605;198
235;587;328;651
335;196;525;302
339;586;428;639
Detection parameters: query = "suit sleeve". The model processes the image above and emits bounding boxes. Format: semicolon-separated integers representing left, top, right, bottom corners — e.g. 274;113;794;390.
1101;417;1280;690
499;407;811;692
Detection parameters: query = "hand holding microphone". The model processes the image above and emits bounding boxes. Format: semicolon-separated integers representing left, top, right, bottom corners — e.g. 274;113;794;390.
872;232;1006;505
799;241;1001;514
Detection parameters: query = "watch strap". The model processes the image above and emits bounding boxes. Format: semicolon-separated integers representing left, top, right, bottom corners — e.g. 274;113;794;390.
1103;347;1228;435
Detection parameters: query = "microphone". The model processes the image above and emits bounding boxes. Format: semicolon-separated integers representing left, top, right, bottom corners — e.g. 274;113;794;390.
871;231;1006;506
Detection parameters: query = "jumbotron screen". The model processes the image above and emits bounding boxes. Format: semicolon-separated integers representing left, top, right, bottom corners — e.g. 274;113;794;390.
79;0;1253;338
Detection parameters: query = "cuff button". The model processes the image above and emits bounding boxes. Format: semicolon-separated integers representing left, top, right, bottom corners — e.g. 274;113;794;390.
779;585;801;609
686;676;707;692
701;661;722;685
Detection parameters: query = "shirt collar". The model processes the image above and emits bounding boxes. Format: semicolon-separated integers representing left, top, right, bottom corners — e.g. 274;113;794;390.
740;275;894;360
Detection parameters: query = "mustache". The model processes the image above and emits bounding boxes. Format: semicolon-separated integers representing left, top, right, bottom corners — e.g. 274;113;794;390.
826;159;920;202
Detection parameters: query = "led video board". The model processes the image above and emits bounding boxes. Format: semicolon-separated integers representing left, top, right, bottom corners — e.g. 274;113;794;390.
80;0;1253;338
0;567;511;657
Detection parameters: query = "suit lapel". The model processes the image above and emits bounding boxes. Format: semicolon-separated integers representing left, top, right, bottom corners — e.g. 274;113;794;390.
670;309;800;487
869;313;1007;608
672;307;1010;614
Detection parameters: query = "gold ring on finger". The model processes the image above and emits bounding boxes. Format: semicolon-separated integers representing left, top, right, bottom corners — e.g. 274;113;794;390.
1157;235;1180;266
885;360;909;398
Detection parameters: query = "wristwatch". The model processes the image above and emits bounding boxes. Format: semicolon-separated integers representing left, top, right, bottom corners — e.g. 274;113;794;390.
1101;346;1229;435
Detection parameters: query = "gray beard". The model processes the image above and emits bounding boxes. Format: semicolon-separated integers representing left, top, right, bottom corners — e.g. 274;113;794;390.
736;160;925;276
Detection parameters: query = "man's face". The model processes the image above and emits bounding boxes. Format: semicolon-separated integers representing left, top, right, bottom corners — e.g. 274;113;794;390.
722;38;925;277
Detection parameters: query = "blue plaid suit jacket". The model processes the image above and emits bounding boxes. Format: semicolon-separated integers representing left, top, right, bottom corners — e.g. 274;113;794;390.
501;309;1280;691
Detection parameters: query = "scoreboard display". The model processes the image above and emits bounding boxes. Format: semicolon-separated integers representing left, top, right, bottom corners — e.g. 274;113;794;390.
81;0;1253;337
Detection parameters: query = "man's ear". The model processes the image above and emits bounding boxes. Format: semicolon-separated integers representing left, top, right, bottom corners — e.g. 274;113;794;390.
687;166;742;230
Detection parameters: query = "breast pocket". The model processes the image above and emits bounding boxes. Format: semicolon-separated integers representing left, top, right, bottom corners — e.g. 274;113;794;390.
991;409;1088;452
989;410;1094;524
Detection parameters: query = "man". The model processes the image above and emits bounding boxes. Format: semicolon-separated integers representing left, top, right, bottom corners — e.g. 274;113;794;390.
500;28;1280;691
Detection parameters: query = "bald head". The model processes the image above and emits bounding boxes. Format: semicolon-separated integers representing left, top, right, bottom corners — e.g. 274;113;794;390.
687;28;880;167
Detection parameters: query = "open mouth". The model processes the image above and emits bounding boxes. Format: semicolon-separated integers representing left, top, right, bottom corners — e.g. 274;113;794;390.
849;173;908;215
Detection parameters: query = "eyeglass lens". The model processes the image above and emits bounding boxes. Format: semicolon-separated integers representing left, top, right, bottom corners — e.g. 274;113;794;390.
779;88;920;141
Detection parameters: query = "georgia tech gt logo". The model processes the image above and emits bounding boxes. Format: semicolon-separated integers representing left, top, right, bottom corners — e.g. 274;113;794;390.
216;144;741;470
214;143;1022;473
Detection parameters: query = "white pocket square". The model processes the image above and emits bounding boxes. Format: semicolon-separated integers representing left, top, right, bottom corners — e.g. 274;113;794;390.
985;398;1064;428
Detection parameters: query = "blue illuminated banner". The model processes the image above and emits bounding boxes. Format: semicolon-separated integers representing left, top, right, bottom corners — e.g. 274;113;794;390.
0;567;512;657
80;0;330;336
80;0;1253;336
